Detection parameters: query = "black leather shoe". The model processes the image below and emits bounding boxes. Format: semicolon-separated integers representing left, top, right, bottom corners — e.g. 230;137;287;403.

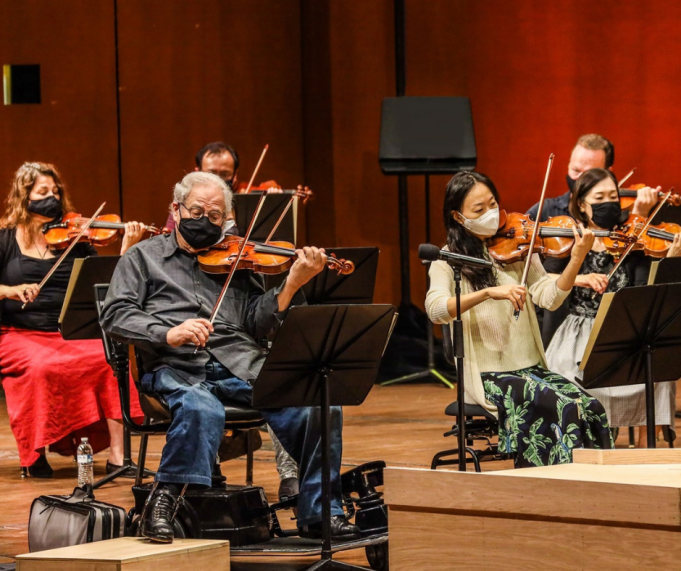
299;516;362;540
23;454;53;478
140;486;178;543
278;476;299;501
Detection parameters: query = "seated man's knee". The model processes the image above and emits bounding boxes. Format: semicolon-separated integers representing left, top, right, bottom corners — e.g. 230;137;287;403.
182;389;225;428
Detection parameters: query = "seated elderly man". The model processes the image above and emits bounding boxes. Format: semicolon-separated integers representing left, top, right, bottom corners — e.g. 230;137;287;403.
100;172;356;543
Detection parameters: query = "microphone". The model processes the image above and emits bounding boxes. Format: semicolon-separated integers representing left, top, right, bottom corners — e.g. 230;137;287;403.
418;244;493;269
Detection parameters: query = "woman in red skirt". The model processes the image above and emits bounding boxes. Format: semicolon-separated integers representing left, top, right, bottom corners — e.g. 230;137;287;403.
0;162;144;477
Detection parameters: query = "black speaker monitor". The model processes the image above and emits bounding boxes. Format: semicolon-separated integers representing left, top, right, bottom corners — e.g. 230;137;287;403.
379;96;476;175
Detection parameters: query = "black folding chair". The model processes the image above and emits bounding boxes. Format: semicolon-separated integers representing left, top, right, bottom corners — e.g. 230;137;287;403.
430;323;512;472
94;284;265;486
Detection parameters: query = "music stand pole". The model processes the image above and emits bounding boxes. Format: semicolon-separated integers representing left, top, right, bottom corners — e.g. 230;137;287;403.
645;345;656;448
251;304;397;571
452;267;467;470
320;368;332;561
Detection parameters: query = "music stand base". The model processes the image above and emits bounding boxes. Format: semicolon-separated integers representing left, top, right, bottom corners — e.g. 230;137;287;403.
93;463;141;489
380;368;454;388
305;559;368;571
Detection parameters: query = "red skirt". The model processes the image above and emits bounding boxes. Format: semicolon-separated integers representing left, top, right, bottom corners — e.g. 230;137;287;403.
0;327;143;467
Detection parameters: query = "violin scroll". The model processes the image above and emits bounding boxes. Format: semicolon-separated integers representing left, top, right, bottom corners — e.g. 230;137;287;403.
295;185;314;204
327;254;354;275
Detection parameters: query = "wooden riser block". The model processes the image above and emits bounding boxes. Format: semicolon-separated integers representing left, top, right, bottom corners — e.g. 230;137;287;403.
15;537;230;571
573;447;681;465
385;465;681;571
389;509;681;571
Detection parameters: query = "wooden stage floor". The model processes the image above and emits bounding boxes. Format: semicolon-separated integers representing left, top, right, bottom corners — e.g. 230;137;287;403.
0;382;679;569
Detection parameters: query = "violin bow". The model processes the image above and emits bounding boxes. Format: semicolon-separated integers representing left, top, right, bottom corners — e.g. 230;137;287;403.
618;167;636;188
243;144;269;194
206;145;270;326
264;198;295;244
22;202;106;309
606;189;673;280
515;153;555;321
264;186;313;244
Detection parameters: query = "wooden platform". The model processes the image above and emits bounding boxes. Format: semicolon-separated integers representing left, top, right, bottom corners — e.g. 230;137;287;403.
385;449;681;571
15;537;229;571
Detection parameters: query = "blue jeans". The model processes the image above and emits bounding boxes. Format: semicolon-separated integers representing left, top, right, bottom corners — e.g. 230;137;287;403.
141;361;344;526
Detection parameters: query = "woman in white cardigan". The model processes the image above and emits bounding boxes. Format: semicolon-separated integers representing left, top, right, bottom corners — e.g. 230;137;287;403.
425;172;613;468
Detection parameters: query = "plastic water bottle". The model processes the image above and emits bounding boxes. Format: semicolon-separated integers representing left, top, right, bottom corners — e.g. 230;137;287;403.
77;437;94;486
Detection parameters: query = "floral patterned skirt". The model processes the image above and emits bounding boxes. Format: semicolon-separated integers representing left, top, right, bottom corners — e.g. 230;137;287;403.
482;364;614;468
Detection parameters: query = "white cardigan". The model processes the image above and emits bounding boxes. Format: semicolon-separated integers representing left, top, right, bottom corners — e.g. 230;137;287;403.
425;253;570;417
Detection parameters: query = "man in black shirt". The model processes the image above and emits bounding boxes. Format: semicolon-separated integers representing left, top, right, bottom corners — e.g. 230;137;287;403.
101;172;359;543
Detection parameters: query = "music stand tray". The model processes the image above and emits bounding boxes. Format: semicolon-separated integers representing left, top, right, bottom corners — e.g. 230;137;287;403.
233;193;297;244
252;304;397;570
59;256;120;340
579;283;681;447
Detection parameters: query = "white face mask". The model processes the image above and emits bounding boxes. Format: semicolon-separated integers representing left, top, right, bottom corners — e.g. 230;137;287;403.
459;207;500;237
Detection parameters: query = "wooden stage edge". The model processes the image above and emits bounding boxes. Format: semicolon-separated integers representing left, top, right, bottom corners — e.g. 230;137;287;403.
385;450;681;571
2;385;681;569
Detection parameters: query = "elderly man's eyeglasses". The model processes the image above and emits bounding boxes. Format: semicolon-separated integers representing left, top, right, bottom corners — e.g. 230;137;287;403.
179;203;226;225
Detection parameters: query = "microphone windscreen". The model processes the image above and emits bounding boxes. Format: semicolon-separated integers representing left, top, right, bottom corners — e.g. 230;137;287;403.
418;243;440;261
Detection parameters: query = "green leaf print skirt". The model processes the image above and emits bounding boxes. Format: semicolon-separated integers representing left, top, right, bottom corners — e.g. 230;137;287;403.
482;364;614;468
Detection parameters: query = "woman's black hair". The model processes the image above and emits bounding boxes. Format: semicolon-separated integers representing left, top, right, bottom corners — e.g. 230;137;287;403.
443;171;499;291
568;168;619;225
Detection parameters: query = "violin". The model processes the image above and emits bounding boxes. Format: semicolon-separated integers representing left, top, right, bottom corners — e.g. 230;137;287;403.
619;184;681;210
236;179;280;193
197;236;355;275
43;212;163;249
236;180;315;201
488;211;635;263
620;213;681;258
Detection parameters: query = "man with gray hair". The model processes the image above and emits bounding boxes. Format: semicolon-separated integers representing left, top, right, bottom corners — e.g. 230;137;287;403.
100;172;358;543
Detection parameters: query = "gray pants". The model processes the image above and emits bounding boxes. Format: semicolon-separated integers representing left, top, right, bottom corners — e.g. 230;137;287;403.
268;424;298;480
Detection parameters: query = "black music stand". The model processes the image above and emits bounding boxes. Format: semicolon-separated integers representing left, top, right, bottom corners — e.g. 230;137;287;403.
233;193;296;243
648;257;681;285
379;96;476;387
58;256;120;339
252;304;397;571
302;247;379;305
579;283;681;448
59;259;151;487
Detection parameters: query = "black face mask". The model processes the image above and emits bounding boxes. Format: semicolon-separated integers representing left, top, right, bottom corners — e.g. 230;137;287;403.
566;175;577;193
589;201;622;230
177;215;223;250
28;195;63;220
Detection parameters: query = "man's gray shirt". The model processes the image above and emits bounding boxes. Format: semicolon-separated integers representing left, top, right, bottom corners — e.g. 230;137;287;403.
99;232;303;384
